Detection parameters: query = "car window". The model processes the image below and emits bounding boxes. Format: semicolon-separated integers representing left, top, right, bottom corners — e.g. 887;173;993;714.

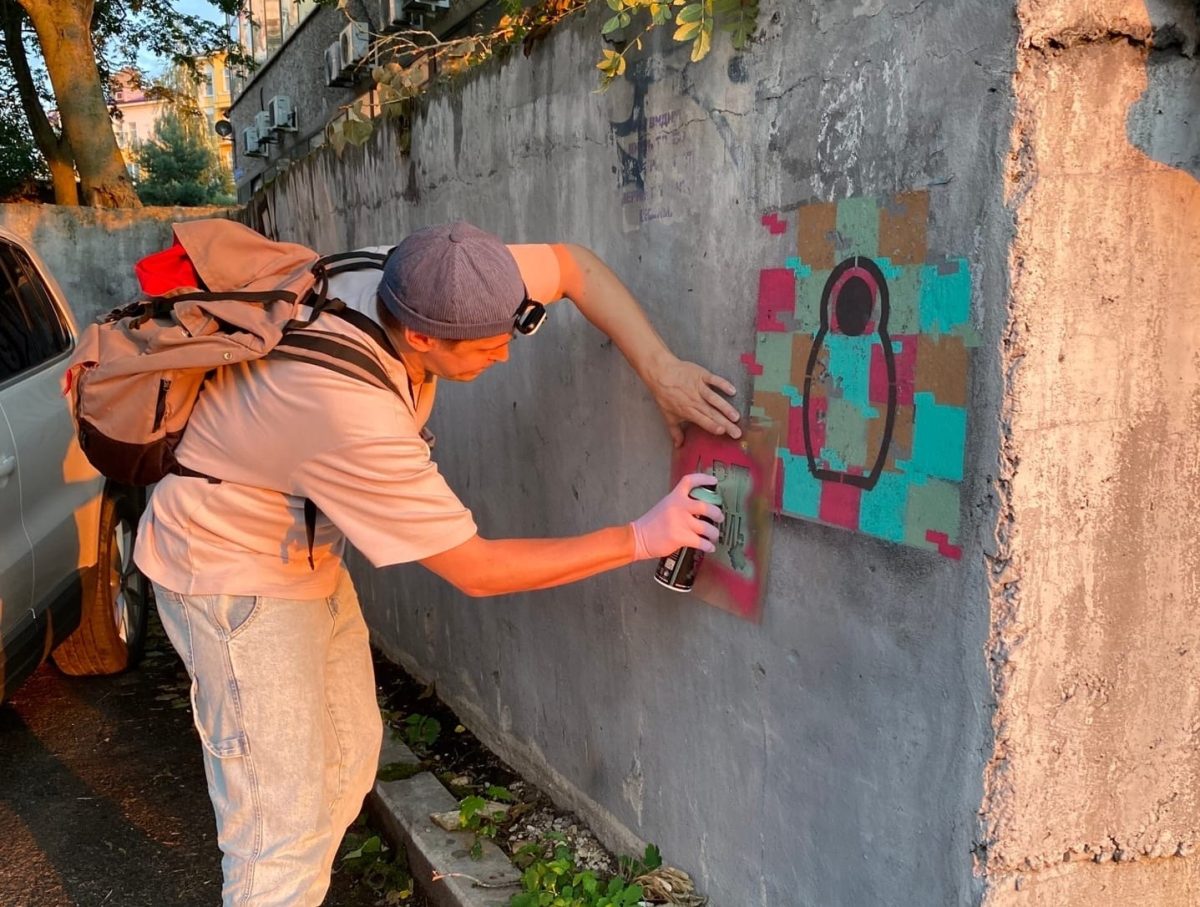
0;242;71;383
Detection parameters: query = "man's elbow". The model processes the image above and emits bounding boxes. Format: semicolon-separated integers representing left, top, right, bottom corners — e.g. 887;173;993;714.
427;567;492;598
452;579;493;598
420;535;497;597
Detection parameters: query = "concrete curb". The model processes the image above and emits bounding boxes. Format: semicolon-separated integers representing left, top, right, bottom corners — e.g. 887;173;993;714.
369;735;522;907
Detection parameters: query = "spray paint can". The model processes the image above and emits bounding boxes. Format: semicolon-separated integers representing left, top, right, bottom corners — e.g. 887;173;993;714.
653;484;724;592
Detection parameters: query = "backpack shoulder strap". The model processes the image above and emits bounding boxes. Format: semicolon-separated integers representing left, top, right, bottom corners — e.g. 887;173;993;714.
268;329;404;398
321;298;401;358
314;248;391;278
283;247;397;572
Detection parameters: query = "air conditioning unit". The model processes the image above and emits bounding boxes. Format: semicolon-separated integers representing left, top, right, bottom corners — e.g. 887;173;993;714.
242;126;265;158
267;95;296;132
339;21;370;69
324;41;348;88
254;110;277;143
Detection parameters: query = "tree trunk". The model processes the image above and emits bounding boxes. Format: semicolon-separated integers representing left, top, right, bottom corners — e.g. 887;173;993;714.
17;0;139;207
1;0;79;205
46;155;80;205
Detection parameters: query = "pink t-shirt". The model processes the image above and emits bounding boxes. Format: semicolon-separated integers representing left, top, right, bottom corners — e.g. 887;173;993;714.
134;243;565;598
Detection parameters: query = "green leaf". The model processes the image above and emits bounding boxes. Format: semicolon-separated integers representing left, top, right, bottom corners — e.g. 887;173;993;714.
602;14;623;33
459;795;486;824
597;48;622;73
607;0;622;9
673;20;701;41
403;714;441;747
343;118;374;147
486;784;515;801
676;3;704;22
643;843;662;870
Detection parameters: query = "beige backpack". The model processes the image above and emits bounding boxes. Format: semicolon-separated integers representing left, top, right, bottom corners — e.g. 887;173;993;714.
65;219;401;487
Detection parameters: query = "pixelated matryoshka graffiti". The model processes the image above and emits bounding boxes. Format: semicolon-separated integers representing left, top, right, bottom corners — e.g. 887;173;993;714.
745;193;977;559
803;256;897;490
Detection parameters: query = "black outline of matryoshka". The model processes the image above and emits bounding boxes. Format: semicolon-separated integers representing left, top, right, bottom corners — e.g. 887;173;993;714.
801;256;896;491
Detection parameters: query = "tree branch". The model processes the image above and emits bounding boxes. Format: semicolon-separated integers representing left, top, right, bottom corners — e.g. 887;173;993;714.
1;0;57;154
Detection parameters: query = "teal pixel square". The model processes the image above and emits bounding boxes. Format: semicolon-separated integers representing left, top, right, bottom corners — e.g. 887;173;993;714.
910;392;967;482
919;259;972;335
822;333;877;411
780;451;821;519
859;470;911;543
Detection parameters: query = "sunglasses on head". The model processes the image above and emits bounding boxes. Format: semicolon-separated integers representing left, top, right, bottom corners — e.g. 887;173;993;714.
513;296;547;336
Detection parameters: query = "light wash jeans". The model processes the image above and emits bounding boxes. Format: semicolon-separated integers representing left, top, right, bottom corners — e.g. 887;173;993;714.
153;568;383;906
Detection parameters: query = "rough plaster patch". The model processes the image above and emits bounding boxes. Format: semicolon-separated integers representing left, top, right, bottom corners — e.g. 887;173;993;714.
1018;0;1154;49
984;1;1200;900
987;844;1200;906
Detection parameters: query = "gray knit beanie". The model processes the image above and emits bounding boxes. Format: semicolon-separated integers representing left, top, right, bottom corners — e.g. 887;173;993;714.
378;221;525;340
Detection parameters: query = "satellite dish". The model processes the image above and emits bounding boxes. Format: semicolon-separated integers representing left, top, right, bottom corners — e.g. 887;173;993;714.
214;118;234;138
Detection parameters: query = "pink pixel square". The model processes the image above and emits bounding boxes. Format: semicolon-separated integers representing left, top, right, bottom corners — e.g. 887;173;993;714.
756;269;796;333
819;479;862;530
870;335;917;406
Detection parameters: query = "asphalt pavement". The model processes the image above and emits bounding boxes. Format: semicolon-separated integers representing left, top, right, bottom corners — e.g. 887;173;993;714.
0;610;393;907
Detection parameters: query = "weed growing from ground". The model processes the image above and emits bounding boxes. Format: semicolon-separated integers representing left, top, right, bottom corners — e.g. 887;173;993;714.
459;785;516;860
338;818;417;905
508;839;663;907
402;713;442;750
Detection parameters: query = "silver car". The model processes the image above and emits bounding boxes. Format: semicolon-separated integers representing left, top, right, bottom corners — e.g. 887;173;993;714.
0;227;148;702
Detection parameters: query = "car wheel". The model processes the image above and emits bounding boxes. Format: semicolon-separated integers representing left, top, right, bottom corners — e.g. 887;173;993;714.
53;485;150;676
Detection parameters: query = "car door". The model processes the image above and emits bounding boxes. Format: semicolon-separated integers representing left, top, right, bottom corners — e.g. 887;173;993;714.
0;388;34;687
0;237;102;694
0;254;40;696
0;238;101;607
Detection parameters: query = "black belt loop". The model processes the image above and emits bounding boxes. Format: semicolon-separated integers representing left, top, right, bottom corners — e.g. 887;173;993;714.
304;498;318;570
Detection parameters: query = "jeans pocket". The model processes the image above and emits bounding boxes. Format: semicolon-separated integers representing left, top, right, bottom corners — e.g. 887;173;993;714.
190;676;249;759
207;594;262;640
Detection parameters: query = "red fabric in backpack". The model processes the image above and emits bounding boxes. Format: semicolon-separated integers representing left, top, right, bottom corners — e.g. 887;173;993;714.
134;240;203;294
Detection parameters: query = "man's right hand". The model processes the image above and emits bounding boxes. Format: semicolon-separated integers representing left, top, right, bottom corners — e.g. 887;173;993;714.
629;474;724;560
419;474;724;597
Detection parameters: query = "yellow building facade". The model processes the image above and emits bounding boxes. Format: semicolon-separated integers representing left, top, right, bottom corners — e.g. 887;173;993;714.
189;51;235;172
111;51;234;180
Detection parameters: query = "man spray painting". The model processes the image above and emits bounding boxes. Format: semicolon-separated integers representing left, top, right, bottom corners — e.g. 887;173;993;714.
133;221;739;905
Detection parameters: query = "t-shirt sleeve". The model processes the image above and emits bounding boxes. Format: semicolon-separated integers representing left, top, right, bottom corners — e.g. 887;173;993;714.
507;243;565;303
292;433;477;567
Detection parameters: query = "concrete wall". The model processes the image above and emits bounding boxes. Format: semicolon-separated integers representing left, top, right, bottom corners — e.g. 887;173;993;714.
982;1;1200;904
0;204;232;324
253;3;1016;904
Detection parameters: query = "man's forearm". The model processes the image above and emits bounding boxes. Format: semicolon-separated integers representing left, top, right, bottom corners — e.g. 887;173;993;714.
420;526;639;597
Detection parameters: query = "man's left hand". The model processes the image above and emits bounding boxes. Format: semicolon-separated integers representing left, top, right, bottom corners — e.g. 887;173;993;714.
649;356;742;448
